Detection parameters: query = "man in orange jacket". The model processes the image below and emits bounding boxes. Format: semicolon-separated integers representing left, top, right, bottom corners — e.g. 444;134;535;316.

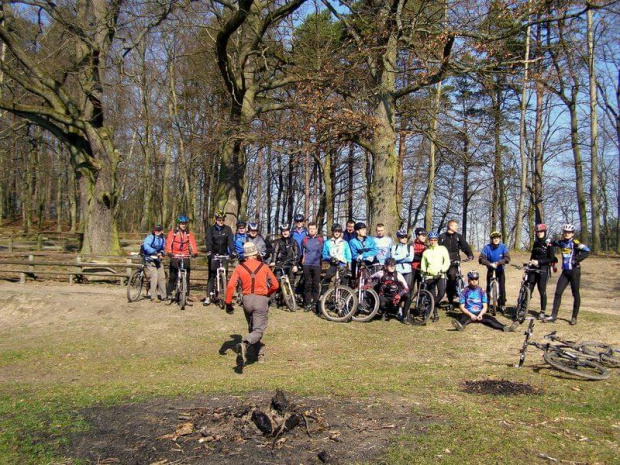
165;215;198;303
225;241;279;367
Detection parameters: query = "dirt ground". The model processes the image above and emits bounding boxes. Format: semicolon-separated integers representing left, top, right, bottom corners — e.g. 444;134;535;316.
1;252;619;463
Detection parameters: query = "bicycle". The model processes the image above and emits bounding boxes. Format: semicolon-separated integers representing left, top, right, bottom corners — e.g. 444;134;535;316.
273;262;297;312
319;265;358;322
127;254;155;302
352;259;380;322
516;318;609;380
487;268;500;316
452;260;467;298
209;254;230;310
543;331;620;368
512;263;542;322
405;274;436;325
167;257;189;310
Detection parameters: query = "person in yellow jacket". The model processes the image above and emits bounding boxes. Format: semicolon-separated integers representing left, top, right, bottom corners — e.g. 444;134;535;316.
421;231;451;311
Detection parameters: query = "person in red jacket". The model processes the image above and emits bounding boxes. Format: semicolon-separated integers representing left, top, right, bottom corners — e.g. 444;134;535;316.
225;241;279;368
165;215;198;303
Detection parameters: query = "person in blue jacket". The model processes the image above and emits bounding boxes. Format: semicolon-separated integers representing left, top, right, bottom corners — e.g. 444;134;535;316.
301;222;323;311
233;220;248;258
349;222;378;278
390;227;414;290
292;213;308;258
478;230;511;314
322;223;352;288
141;224;166;302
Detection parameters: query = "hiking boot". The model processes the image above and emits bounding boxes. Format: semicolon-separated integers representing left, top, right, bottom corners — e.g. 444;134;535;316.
452;319;464;331
544;315;556;323
504;321;520;332
236;342;248;367
570;317;577;326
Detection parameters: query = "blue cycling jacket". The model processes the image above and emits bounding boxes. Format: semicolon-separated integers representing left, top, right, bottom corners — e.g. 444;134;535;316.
459;285;488;315
292;226;308;255
234;232;247;257
349;236;378;262
322;237;352;265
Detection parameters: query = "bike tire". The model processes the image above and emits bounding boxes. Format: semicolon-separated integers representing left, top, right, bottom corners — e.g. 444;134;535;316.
456;277;465;298
514;286;530;321
543;349;610;380
216;271;226;309
576;342;620;367
127;270;144;302
282;280;297;312
408;290;435;326
352;288;380;322
178;274;187;310
320;285;357;322
490;281;499;316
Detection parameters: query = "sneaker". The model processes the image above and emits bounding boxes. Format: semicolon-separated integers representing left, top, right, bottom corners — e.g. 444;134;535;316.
381;312;388;321
500;306;507;315
504;321;520;332
203;297;211;306
151;298;161;304
544;315;556;323
570;317;577;326
236;342;247;367
304;305;312;313
257;351;265;363
452;319;464;331
538;312;546;321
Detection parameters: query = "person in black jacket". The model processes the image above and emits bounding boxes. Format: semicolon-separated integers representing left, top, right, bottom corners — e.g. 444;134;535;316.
204;210;234;306
438;220;474;305
529;224;556;320
270;223;300;283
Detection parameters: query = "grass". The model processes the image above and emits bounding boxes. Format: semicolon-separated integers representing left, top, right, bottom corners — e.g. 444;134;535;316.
1;281;619;464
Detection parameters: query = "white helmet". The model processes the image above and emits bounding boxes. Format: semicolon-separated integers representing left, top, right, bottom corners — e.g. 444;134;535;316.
562;223;575;232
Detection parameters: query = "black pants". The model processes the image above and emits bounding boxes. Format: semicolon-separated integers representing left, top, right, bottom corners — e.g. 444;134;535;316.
457;313;505;331
207;256;229;297
303;265;321;306
426;276;446;307
528;268;550;312
486;267;506;306
167;257;191;297
446;265;459;302
552;269;581;319
379;294;411;316
411;268;423;294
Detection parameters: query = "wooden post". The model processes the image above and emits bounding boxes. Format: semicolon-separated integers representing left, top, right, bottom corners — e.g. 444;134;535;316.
76;256;82;283
8;236;13;252
37;234;42;251
27;254;35;280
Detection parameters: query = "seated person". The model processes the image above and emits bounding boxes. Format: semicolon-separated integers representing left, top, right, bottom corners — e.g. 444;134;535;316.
370;258;410;321
452;271;519;332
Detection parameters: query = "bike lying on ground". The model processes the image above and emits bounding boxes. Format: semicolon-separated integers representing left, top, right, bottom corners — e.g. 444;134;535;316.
319;265;358;322
512;263;542;322
405;274;436;326
127;254;158;302
273;262;297;312
516;318;610;380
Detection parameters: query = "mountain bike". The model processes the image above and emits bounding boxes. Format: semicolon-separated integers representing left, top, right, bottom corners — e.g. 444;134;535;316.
127;255;155;302
209;254;229;309
167;257;189;310
405;274;436;325
319;265;358;322
512;263;542;322
273;262;297;312
351;259;380;322
543;331;620;368
452;260;467;299
516;318;609;380
487;268;500;316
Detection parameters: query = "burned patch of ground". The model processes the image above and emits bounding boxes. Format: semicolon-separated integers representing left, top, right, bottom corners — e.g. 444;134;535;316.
66;391;431;464
463;379;542;396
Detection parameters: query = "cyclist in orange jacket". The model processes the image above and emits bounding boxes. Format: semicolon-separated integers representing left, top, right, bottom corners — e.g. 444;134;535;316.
165;215;198;302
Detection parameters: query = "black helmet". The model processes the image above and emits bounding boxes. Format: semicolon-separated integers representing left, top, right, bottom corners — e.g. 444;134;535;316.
332;223;343;232
236;220;247;228
248;222;259;231
279;223;290;231
294;214;305;222
414;227;427;236
384;257;396;267
354;222;367;231
467;271;480;280
153;224;163;232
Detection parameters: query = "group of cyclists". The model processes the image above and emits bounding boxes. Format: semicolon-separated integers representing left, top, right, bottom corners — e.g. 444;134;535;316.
141;212;590;330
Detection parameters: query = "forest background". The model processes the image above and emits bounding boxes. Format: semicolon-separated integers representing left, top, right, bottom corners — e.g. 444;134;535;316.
0;0;619;255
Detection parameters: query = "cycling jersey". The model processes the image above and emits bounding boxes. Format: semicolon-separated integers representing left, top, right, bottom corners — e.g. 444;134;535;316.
349;236;378;262
439;231;473;262
530;237;556;267
292;227;308;255
459;285;488;315
322;237;352;265
374;236;393;265
302;234;323;266
420;244;450;277
271;236;299;266
390;243;414;274
370;270;409;297
165;228;197;257
553;238;590;270
479;243;511;270
206;224;234;255
411;240;427;270
234;232;248;257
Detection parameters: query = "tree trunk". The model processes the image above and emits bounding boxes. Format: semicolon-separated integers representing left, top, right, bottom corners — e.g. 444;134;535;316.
462;134;470;241
532;77;544;224
425;83;442;232
347;142;354;221
587;9;601;252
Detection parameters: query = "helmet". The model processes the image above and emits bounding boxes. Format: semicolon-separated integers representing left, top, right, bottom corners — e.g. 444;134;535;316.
248;222;259;231
384;257;396;267
236;220;247;228
354;222;367;231
490;230;501;239
279;223;290;231
562;223;575;232
294;214;305;222
153;224;163;232
428;231;439;240
467;271;479;280
534;223;547;233
176;215;189;223
243;241;258;257
332;223;343;232
396;228;408;238
414;228;427;236
215;210;225;219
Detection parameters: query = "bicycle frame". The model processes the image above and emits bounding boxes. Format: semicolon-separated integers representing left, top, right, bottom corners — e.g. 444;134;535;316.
211;254;229;308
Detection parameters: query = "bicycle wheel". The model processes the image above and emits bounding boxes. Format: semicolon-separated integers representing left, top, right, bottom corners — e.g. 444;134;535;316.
514;286;530;321
127;270;144;302
490;281;499;316
456;277;465;298
543;349;610;380
178;273;187;310
320;285;357;322
576;342;620;367
281;279;297;312
408;290;435;326
352;288;380;322
216;271;226;309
